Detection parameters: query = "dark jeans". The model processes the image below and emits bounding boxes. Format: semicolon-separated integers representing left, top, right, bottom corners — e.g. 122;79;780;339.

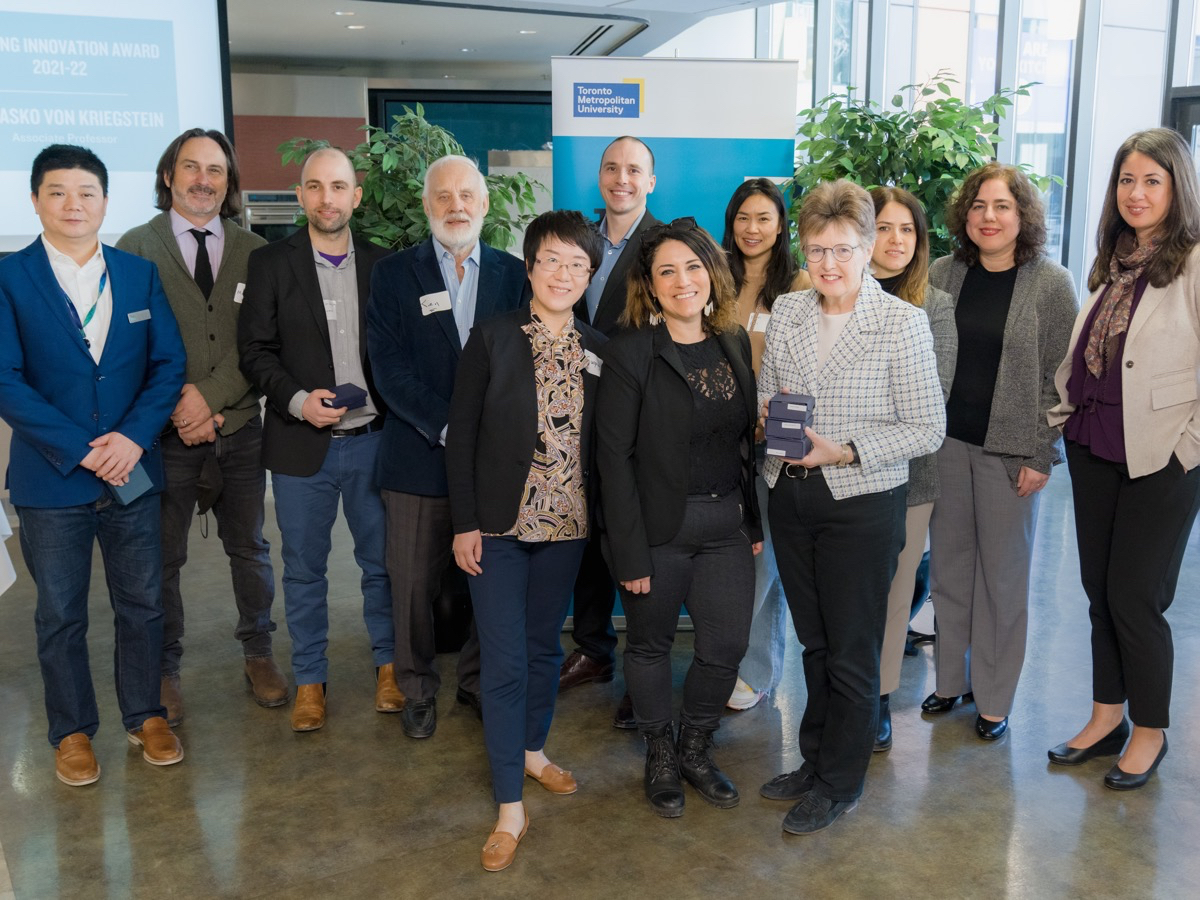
1066;442;1200;727
770;471;906;802
469;536;587;804
18;493;167;747
160;419;275;674
569;534;618;664
620;491;755;733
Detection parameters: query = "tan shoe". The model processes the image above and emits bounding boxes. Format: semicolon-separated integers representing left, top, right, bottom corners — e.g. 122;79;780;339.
524;762;578;795
127;716;184;766
245;657;289;708
161;674;183;727
291;683;326;732
375;663;406;713
481;806;529;872
55;733;100;786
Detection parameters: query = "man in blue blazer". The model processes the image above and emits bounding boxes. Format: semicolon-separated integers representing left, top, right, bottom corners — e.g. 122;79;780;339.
0;144;187;787
367;155;530;739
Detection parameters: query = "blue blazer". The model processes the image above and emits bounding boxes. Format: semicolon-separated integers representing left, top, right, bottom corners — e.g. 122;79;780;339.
367;238;530;496
0;239;185;508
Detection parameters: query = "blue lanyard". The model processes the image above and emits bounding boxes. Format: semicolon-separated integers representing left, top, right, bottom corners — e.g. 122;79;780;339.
63;269;106;348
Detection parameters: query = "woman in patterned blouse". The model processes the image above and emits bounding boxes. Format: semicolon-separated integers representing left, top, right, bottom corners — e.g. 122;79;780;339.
446;210;607;871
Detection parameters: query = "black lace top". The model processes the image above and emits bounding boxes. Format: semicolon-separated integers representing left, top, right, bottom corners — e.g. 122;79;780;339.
675;337;744;496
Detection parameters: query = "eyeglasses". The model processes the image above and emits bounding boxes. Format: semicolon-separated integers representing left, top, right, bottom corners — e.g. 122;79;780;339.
644;216;699;240
534;256;592;278
804;244;860;262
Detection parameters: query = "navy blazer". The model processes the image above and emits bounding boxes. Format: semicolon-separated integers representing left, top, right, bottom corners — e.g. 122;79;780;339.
446;307;607;535
367;237;530;496
238;229;392;477
0;239;185;508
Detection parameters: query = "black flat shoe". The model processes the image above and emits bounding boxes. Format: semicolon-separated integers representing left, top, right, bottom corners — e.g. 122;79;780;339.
1048;718;1130;766
921;691;973;714
456;686;483;721
975;715;1008;741
401;698;437;739
1104;734;1168;791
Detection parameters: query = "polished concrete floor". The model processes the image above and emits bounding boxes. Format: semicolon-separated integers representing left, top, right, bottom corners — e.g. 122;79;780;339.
0;471;1197;899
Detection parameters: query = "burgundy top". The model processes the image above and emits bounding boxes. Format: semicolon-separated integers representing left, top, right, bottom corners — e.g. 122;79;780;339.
1063;276;1150;463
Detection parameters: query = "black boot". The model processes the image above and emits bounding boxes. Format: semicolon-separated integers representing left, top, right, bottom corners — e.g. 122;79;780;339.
874;694;892;752
677;725;739;808
643;724;685;817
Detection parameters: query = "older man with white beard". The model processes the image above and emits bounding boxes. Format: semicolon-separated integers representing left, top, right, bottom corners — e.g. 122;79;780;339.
367;155;530;739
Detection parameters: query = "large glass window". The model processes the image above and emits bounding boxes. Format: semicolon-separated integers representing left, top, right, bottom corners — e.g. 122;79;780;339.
763;1;816;111
831;0;869;95
884;0;999;103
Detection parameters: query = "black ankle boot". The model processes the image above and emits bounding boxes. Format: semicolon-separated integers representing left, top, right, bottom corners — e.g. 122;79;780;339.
643;724;685;817
874;694;892;752
677;725;739;808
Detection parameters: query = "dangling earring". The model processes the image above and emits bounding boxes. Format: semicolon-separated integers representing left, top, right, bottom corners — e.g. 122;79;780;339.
649;298;663;326
703;300;714;317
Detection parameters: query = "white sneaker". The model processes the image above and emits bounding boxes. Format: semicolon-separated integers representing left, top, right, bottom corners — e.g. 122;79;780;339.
726;677;764;711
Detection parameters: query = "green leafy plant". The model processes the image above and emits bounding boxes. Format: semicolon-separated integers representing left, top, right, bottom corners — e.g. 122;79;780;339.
793;70;1061;258
278;104;541;252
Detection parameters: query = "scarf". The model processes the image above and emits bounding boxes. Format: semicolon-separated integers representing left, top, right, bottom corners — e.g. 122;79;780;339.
1084;231;1158;377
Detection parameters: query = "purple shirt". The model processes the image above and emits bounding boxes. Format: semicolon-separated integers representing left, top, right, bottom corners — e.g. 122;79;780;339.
1063;276;1149;463
169;209;225;280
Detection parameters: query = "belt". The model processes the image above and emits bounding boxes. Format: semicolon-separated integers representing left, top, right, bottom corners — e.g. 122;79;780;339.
331;418;383;438
781;462;823;480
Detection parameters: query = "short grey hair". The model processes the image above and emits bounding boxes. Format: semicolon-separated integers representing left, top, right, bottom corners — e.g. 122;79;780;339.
422;154;487;200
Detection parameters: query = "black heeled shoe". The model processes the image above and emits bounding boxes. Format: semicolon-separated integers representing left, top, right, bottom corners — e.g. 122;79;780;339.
1047;718;1130;766
1104;734;1168;791
975;715;1008;741
921;691;973;714
874;694;892;752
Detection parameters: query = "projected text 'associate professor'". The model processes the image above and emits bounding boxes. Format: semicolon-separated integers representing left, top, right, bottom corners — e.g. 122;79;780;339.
573;83;640;118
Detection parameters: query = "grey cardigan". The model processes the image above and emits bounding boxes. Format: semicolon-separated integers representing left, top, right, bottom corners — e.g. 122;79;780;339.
929;254;1078;484
906;284;957;506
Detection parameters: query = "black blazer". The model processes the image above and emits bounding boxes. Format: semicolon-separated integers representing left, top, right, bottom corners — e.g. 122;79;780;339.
595;323;761;582
446;307;607;535
573;210;661;336
238;229;392;477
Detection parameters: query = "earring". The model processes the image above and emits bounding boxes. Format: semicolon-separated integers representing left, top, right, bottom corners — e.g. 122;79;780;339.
649;311;663;326
649;298;663;326
703;301;714;317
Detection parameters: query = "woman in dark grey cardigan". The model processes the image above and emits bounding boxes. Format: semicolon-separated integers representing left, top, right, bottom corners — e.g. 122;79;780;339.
924;163;1077;741
868;187;956;752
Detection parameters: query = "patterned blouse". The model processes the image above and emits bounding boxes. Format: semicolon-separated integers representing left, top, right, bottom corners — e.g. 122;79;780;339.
497;313;589;542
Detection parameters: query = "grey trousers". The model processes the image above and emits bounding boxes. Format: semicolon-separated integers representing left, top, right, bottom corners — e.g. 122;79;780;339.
928;438;1041;718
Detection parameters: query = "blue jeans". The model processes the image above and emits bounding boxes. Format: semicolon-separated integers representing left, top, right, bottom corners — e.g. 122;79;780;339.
271;430;393;684
469;536;587;804
17;493;166;747
738;473;788;694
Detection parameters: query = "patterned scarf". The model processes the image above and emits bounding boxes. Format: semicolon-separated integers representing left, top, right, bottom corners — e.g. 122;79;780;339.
1084;231;1158;377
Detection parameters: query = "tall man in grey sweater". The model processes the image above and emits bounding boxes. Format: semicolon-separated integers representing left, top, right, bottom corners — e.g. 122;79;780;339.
118;129;285;725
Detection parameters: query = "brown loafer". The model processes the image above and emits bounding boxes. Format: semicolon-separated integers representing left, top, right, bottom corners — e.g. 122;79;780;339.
245;657;289;708
524;762;578;795
127;716;184;766
481;806;529;872
291;683;326;732
375;663;406;713
55;733;100;786
558;650;614;691
161;674;183;727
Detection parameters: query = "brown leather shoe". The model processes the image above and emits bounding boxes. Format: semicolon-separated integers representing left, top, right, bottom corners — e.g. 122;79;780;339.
375;663;406;713
55;733;100;786
127;716;184;766
245;656;289;708
481;806;529;872
291;683;326;732
558;650;614;691
161;674;183;727
525;762;578;795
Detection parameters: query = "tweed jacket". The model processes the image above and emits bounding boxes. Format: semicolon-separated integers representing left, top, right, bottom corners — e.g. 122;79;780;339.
117;213;266;435
1049;244;1200;478
929;254;1078;483
906;284;957;506
759;274;946;500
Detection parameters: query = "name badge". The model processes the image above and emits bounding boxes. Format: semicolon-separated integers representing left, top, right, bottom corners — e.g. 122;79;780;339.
127;309;151;323
420;291;451;316
233;282;245;304
752;313;771;333
583;349;603;377
323;298;337;321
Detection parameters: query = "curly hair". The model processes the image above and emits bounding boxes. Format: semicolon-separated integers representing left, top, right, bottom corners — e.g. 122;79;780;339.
945;162;1046;267
870;186;931;307
721;178;797;312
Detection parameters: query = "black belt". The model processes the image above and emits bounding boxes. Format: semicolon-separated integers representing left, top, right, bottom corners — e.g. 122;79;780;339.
781;462;823;480
331;418;383;438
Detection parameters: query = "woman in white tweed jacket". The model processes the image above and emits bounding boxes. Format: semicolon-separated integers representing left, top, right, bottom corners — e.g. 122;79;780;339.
757;180;944;835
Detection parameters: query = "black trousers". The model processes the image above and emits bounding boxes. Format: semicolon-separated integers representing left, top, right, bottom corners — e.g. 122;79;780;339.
1066;442;1200;728
619;492;755;733
770;471;906;802
569;534;618;664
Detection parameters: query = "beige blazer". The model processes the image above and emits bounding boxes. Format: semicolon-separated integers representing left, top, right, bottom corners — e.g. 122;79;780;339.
1048;245;1200;477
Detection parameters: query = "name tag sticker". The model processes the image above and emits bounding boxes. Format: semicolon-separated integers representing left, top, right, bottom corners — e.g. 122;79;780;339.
752;313;771;333
127;309;151;323
584;349;603;377
233;282;245;304
420;291;451;316
322;298;337;321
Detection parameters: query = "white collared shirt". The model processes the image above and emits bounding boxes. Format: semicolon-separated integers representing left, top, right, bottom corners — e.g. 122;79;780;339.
42;234;112;363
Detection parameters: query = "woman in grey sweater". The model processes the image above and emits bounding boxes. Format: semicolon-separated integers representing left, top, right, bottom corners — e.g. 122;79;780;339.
924;163;1077;741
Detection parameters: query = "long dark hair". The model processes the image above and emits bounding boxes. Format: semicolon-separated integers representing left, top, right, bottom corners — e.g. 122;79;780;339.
721;178;797;312
1089;128;1200;291
870;186;931;307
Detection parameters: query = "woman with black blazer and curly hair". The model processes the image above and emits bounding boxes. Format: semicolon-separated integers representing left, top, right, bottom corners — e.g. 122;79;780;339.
924;163;1077;741
595;217;762;818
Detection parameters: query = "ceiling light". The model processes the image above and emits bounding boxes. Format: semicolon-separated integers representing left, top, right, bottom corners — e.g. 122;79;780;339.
461;48;474;52
346;24;365;29
519;30;537;34
333;10;355;15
